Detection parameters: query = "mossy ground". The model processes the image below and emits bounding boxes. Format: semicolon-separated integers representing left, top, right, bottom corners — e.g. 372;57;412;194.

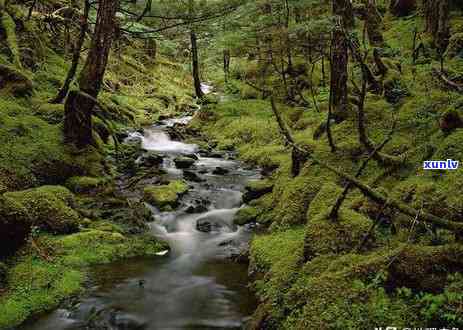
192;6;463;329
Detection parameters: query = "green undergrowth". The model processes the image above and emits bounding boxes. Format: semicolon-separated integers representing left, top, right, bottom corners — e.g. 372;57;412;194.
192;9;463;328
0;3;195;328
0;227;167;329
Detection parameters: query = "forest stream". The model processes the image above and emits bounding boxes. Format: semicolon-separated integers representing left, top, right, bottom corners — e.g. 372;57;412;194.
22;87;259;330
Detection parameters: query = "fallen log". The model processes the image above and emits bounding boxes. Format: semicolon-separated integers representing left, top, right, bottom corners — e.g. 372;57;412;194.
270;98;463;233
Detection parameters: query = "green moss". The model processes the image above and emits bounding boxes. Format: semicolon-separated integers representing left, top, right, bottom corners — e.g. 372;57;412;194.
65;176;107;194
1;11;21;68
0;230;167;329
33;102;64;124
234;206;262;225
143;180;189;211
0;97;106;189
4;185;80;234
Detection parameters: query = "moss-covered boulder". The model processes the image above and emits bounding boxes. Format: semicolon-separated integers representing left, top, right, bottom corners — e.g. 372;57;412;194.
143;180;189;211
0;186;80;256
65;176;107;194
270;168;327;227
0;64;33;96
234;206;261;225
243;179;274;203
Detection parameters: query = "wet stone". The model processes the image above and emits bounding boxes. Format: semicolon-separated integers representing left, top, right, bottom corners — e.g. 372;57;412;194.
212;167;229;175
183;170;205;182
173;157;195;169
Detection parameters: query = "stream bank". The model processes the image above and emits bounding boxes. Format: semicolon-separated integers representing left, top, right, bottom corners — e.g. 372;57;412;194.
20;110;260;329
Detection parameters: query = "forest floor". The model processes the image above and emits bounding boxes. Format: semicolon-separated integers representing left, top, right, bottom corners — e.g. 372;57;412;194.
188;9;463;330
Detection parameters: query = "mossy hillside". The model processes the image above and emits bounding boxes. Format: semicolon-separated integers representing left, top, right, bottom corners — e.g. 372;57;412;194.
0;96;106;191
143;180;189;211
0;5;196;192
0;227;168;329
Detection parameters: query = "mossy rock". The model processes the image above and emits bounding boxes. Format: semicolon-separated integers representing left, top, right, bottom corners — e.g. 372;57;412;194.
0;186;80;256
0;64;33;96
234;206;262;225
388;244;463;292
4;185;80;233
65;176;107;194
173;156;195;169
243;179;274;203
143;180;189;211
271;168;327;227
439;107;463;133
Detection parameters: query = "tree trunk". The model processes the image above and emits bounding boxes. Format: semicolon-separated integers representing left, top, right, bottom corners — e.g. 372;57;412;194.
330;20;349;122
365;0;385;47
389;0;416;16
424;0;450;49
333;0;355;29
51;0;90;104
64;0;118;147
190;29;204;99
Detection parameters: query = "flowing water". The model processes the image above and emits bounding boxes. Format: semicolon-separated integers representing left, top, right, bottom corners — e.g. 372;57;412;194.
22;108;259;329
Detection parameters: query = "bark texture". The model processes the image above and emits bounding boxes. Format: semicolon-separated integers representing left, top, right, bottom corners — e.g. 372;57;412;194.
329;21;349;122
64;0;118;147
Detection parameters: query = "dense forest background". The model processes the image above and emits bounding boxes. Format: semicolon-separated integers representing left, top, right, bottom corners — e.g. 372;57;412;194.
1;0;463;328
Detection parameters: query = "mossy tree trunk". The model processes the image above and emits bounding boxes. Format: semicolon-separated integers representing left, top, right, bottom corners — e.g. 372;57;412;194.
0;0;22;68
329;20;349;123
365;0;385;47
64;0;118;148
51;0;90;104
